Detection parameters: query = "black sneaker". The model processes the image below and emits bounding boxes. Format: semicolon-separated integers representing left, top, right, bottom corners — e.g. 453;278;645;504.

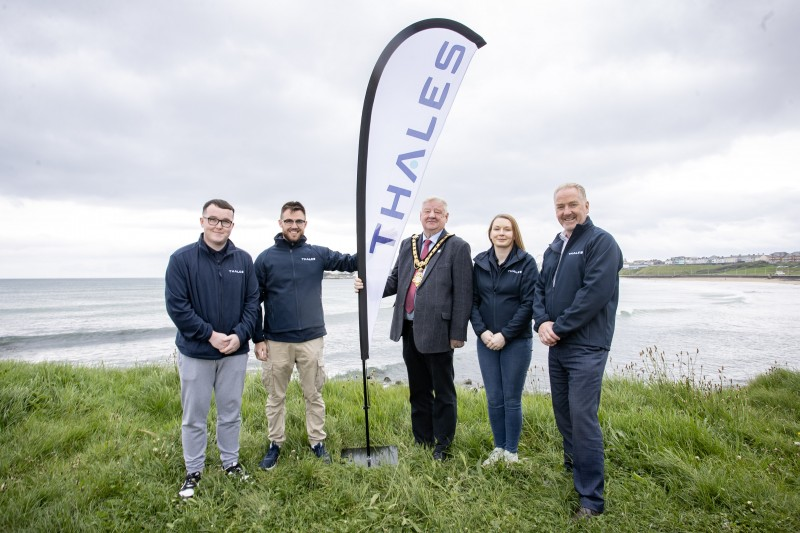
432;444;450;461
310;442;332;464
223;462;250;481
259;442;280;470
178;471;201;499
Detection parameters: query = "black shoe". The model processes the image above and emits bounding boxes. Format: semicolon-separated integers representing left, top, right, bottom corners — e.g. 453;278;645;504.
432;444;449;461
259;442;281;470
178;471;201;499
311;442;332;464
223;462;250;481
573;507;602;520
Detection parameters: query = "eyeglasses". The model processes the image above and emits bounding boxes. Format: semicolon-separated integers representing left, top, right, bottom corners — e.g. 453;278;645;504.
204;217;234;228
282;219;306;226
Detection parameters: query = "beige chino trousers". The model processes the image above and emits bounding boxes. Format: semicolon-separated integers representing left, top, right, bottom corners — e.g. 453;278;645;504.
261;337;327;447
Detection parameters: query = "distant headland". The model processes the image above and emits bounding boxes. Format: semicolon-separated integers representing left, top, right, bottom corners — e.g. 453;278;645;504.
622;252;800;279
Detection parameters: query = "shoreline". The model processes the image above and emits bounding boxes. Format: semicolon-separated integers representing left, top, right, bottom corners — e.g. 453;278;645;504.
622;275;800;285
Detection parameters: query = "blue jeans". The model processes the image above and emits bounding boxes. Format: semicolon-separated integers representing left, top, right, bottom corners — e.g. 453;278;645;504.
548;344;608;513
477;336;532;454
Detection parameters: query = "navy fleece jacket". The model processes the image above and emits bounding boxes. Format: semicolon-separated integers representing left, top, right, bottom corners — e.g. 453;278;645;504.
165;235;260;360
471;246;538;340
253;234;357;343
533;217;623;350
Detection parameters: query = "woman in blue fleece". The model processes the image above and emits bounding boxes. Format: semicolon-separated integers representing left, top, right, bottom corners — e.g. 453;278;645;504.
470;214;538;465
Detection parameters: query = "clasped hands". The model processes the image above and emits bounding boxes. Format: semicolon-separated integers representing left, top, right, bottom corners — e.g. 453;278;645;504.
209;331;241;355
480;330;506;351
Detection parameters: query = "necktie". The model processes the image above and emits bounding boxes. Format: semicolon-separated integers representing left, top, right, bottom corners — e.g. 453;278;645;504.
404;239;431;314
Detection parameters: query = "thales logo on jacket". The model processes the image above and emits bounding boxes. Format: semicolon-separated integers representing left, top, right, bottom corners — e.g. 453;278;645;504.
568;251;584;256
508;269;523;274
301;257;316;261
228;269;244;274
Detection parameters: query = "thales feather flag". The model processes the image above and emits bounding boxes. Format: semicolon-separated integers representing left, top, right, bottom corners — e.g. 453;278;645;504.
357;19;486;359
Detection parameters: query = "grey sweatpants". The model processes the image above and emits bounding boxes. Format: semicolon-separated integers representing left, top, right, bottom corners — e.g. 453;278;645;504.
179;352;248;473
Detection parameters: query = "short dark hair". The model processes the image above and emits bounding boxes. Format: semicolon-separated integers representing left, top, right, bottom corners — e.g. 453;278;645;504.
203;199;235;214
280;201;306;216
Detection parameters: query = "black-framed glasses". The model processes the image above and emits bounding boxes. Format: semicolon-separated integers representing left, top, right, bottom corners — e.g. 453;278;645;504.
282;219;306;226
204;217;234;228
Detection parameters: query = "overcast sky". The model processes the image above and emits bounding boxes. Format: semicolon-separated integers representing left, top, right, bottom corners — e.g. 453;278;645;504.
2;1;799;278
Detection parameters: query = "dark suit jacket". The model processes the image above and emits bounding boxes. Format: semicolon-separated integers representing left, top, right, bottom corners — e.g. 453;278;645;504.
384;230;473;354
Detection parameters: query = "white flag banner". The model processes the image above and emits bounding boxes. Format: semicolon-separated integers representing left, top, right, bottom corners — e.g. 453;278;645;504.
356;19;486;359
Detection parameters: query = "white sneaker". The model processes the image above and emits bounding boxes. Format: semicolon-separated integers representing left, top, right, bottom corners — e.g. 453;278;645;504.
482;447;505;466
178;471;201;498
503;451;519;463
223;462;250;481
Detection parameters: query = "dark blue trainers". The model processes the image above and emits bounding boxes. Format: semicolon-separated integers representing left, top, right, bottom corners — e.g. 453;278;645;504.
310;442;331;464
259;442;280;470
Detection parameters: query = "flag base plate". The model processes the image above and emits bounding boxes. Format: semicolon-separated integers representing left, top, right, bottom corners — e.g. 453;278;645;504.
341;445;399;467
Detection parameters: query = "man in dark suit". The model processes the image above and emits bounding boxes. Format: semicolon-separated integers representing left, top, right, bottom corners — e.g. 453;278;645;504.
383;197;473;460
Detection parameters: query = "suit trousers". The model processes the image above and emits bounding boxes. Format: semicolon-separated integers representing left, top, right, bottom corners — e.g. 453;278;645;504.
401;320;457;447
179;352;248;473
548;344;608;513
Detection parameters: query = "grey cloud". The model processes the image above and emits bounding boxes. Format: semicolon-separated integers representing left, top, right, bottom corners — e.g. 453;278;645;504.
1;1;799;275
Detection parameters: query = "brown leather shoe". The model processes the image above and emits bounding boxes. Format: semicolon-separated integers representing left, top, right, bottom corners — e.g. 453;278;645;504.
573;507;602;520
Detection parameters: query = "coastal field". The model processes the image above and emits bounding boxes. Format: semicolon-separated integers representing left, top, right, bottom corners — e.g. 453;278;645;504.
1;356;799;532
620;261;800;278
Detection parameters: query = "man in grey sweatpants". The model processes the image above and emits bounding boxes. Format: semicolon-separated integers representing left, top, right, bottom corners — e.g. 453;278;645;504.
165;199;260;498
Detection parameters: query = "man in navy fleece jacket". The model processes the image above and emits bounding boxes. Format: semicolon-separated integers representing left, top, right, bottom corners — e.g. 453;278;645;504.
533;183;623;519
165;199;259;498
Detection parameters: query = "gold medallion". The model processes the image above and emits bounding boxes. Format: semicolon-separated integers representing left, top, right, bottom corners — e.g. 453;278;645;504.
410;233;454;269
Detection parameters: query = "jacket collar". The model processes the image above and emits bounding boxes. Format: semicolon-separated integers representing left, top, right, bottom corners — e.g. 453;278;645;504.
550;217;594;252
474;245;525;270
419;228;447;244
274;232;307;248
197;234;234;256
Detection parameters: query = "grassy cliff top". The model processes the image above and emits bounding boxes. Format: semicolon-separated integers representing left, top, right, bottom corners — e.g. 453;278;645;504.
1;358;799;531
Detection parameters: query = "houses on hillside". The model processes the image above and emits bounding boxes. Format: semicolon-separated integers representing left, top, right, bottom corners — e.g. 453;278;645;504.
624;251;800;269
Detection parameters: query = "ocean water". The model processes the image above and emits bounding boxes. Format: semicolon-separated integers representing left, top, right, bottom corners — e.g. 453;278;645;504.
1;278;798;391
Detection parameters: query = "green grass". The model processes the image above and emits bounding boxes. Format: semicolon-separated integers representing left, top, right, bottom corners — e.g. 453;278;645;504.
620;261;800;277
1;358;799;532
